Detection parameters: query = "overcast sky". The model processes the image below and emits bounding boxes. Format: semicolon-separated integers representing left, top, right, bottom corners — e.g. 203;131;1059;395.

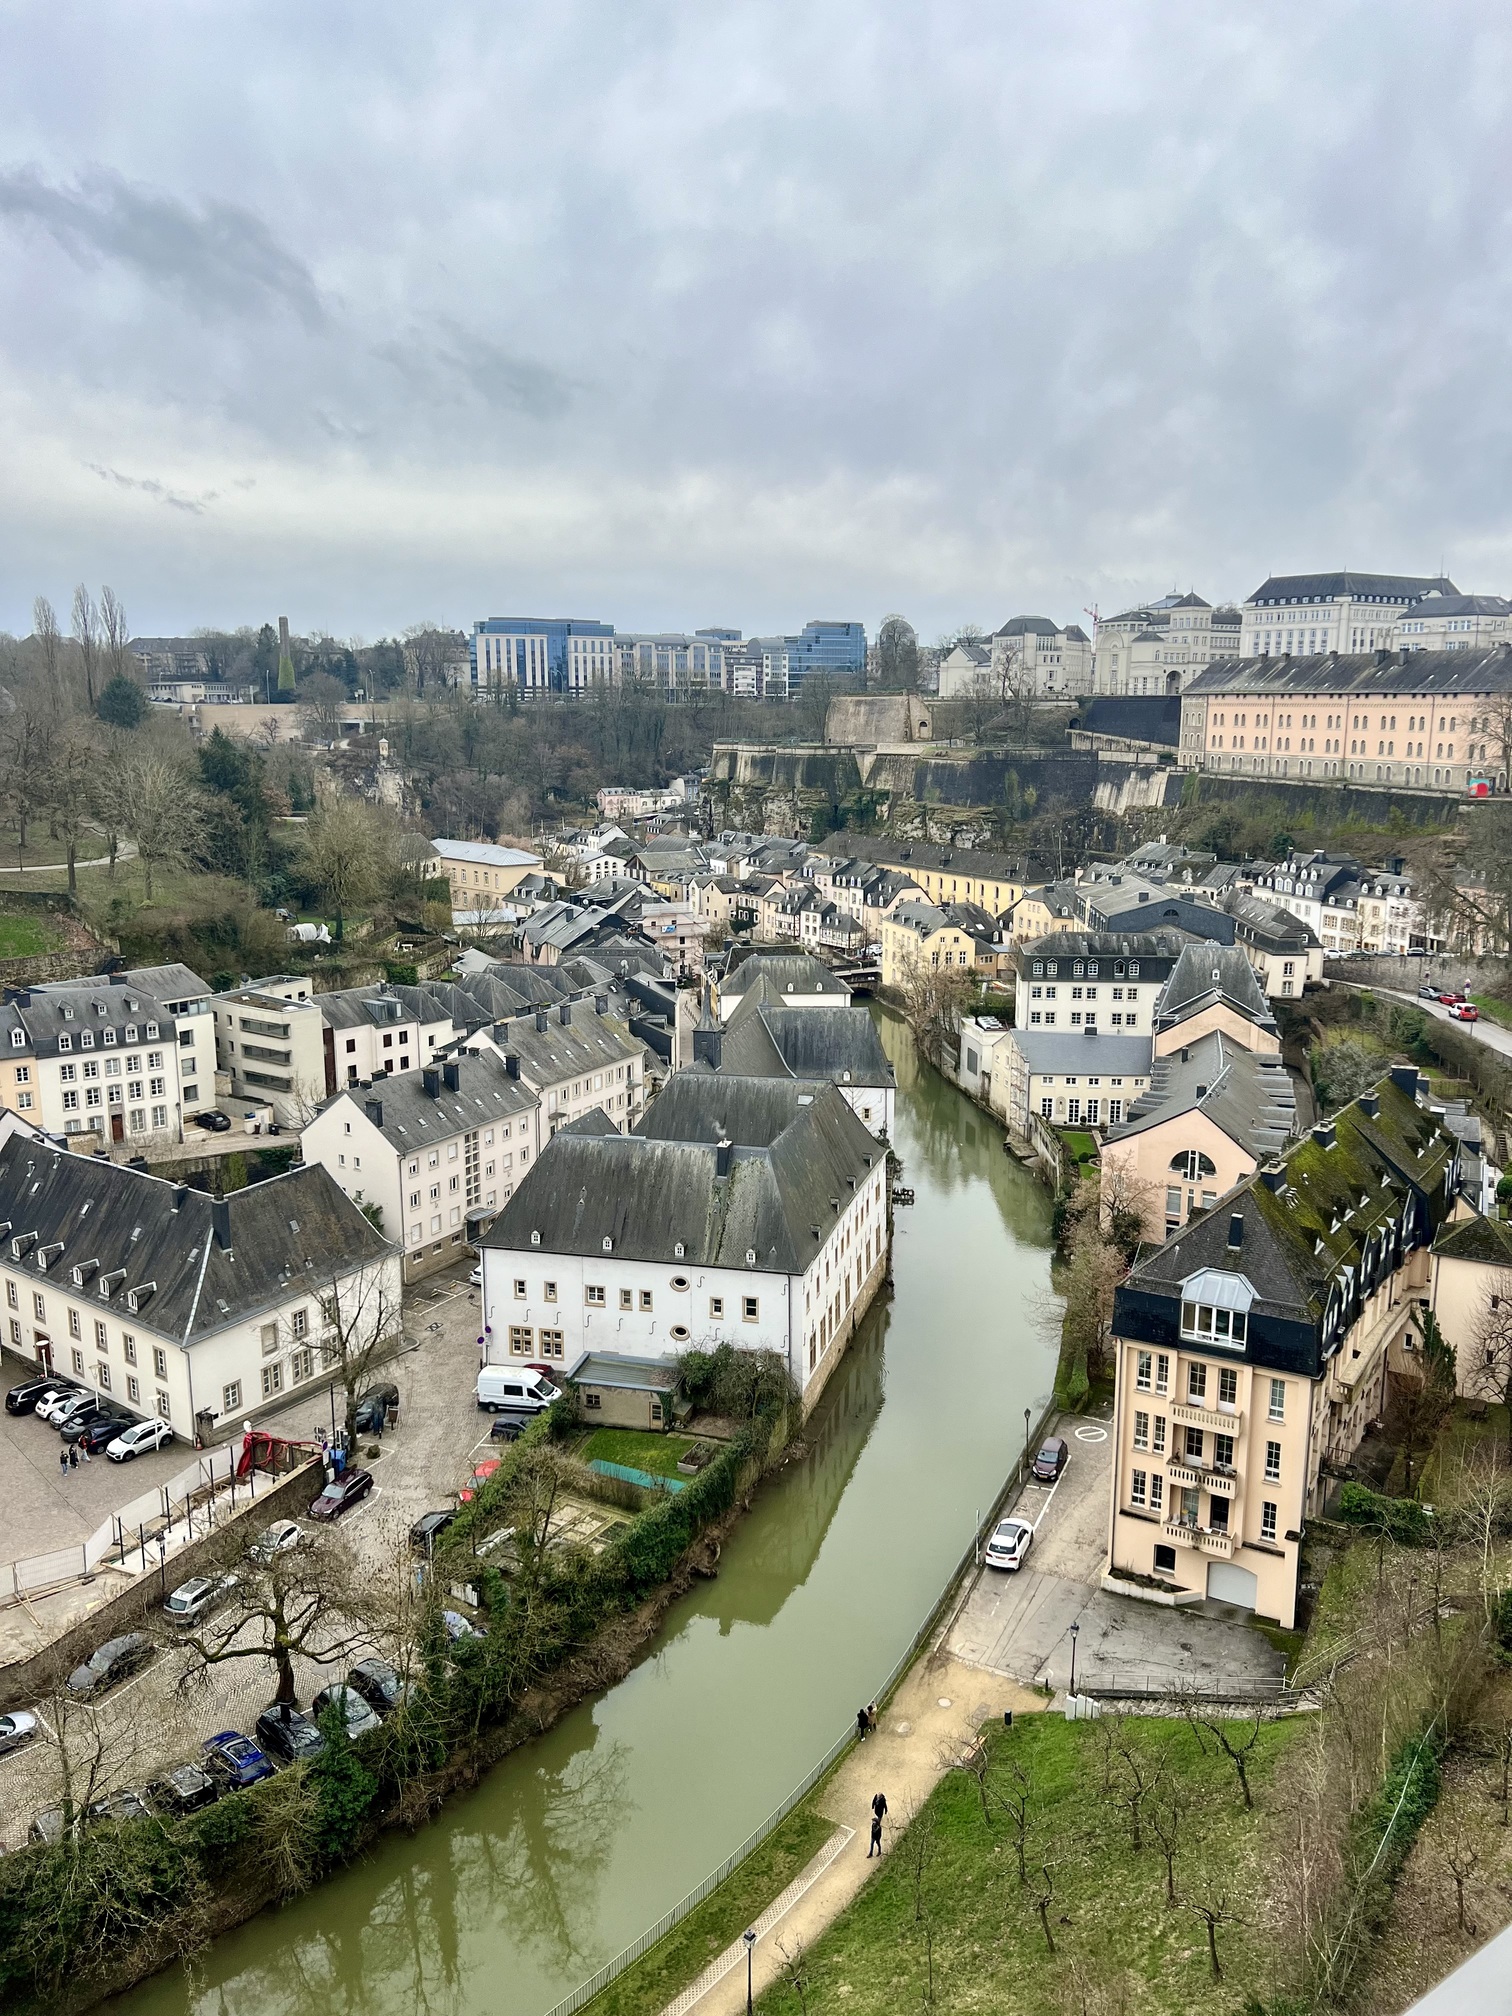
2;0;1510;644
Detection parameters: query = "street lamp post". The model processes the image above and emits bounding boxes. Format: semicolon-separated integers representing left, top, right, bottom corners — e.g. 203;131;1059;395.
744;1928;757;2012
1068;1619;1080;1697
1022;1406;1032;1483
156;1533;168;1600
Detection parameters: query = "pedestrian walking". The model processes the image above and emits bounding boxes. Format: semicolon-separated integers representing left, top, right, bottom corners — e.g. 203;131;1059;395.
856;1706;870;1741
59;1446;69;1479
868;1790;887;1858
866;1703;878;1733
68;1442;79;1470
78;1437;90;1462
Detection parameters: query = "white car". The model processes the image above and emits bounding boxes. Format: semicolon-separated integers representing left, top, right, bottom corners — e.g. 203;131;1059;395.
247;1519;304;1564
469;1264;483;1287
38;1389;93;1428
984;1516;1034;1572
0;1710;38;1758
106;1417;174;1462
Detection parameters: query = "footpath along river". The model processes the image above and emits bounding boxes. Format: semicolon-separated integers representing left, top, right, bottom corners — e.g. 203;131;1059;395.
119;1010;1058;2016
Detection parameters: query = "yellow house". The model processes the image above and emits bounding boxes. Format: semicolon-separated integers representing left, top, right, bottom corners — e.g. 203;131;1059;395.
880;902;993;991
432;839;543;915
822;839;1023;919
1006;883;1081;944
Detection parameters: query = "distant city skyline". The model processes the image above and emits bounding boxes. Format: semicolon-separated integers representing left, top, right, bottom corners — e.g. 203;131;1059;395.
3;2;1510;641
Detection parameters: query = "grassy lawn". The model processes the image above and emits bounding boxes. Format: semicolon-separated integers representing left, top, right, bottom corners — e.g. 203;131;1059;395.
0;911;59;958
1419;1400;1512;1502
754;1713;1304;2015
583;1802;834;2016
1470;993;1512;1028
579;1427;697;1478
1060;1129;1098;1166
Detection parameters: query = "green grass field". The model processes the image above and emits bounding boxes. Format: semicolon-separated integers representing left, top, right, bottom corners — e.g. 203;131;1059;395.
754;1713;1303;2015
0;912;58;959
579;1427;697;1478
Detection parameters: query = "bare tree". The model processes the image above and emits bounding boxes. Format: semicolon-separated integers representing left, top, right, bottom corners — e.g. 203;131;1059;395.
101;751;205;899
1182;1701;1264;1810
401;624;457;695
71;585;100;708
774;1936;813;2014
99;586;131;684
1468;1273;1512;1459
299;671;348;744
301;793;392;940
899;1793;940;1923
0;707;56;857
1111;1726;1166;1851
1028;1852;1060;1954
993;1753;1034;1884
174;1532;369;1707
43;722;100;892
1439;1796;1481;1934
1186;1885;1239;1980
1147;1781;1189;1905
306;1257;404;1450
896;957;973;1071
33;595;63;699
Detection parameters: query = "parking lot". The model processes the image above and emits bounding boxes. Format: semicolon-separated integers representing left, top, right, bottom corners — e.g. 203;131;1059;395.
0;1264;511;1847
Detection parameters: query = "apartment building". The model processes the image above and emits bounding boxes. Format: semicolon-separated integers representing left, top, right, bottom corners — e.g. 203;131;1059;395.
1246;850;1430;958
302;1052;542;1279
0;981;189;1149
482;1075;889;1409
430;838;545;918
989;615;1093;696
212;978;457;1124
1093;594;1241;697
466;997;648;1136
1013;932;1185;1036
469;617;617;695
0;1130;397;1440
1397;592;1512;653
1240;570;1457;658
1180;645;1512;790
1108;1069;1458;1626
879;901;998;991
819;838;1022;919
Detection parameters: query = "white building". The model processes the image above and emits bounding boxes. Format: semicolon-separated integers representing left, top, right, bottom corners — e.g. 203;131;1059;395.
1241;570;1457;658
480;1076;890;1406
989;616;1093;696
936;641;994;700
302;1051;542;1280
212;977;458;1125
1396;591;1512;652
465;998;649;1137
1093;594;1241;697
0;977;199;1150
0;1130;398;1441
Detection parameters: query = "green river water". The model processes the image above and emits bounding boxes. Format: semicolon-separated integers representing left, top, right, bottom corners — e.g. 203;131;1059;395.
118;1011;1057;2016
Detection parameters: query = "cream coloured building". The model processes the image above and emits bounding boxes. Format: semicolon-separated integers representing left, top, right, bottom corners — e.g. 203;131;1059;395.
1240;570;1456;657
1094;594;1241;696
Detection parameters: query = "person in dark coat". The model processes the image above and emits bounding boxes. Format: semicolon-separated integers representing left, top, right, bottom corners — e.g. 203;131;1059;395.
856;1706;870;1740
868;1789;887;1857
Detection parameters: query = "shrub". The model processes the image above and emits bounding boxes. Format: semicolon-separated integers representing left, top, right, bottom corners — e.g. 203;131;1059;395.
310;1704;379;1866
1337;1481;1431;1545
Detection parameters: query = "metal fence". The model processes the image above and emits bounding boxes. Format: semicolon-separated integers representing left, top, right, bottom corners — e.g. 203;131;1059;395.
539;1409;1059;2016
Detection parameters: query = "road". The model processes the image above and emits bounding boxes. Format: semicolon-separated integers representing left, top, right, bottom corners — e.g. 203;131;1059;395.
1337;978;1512;1061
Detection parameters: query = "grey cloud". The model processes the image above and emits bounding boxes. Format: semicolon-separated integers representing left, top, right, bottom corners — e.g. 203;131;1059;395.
375;319;574;421
0;165;323;327
82;462;219;514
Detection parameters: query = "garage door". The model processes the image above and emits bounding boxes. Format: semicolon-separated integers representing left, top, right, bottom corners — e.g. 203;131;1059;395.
1207;1562;1258;1610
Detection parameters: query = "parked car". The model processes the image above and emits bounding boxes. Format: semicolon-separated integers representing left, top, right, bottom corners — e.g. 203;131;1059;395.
310;1683;382;1740
490;1415;525;1443
201;1731;275;1789
163;1572;240;1628
63;1411;132;1452
1032;1437;1070;1482
441;1609;484;1644
0;1710;38;1758
469;1264;483;1286
5;1374;75;1415
67;1632;153;1700
984;1516;1034;1571
409;1509;455;1550
1419;981;1442;999
475;1368;558;1415
347;1657;412;1718
106;1417;175;1461
39;1389;101;1429
459;1457;500;1502
147;1762;220;1816
309;1467;375;1522
247;1519;304;1564
86;1787;152;1825
254;1704;327;1765
1437;990;1466;1006
351;1383;399;1435
29;1807;72;1846
1449;1002;1480;1022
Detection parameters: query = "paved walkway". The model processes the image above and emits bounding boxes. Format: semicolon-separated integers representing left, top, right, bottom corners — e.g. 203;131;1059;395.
680;1650;1040;2016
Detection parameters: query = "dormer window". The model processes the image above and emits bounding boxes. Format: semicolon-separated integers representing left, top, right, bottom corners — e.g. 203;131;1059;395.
124;1025;137;1042
146;1022;159;1039
60;1006;74;1021
103;1028;116;1046
57;1034;72;1052
8;1030;23;1049
80;1030;93;1049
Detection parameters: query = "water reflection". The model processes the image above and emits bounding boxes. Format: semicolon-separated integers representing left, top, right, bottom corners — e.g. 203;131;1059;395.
117;1012;1057;2016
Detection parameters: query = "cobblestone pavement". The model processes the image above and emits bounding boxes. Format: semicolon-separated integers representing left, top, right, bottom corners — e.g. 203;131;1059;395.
0;1267;499;1847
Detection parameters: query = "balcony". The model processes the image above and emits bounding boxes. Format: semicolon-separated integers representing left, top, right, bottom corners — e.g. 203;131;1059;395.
1167;1462;1235;1496
1171;1400;1244;1433
1162;1520;1235;1558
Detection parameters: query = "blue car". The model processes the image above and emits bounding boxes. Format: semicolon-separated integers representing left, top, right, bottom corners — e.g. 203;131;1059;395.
201;1730;275;1789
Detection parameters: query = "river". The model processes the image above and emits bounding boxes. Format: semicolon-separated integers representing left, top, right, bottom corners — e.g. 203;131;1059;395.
119;1011;1057;2016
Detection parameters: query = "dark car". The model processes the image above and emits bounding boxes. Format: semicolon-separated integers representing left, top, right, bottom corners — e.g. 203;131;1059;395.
352;1384;399;1435
64;1412;133;1453
5;1374;75;1415
67;1632;153;1700
347;1657;413;1717
254;1704;327;1765
148;1762;220;1816
309;1467;374;1522
193;1110;232;1132
310;1683;382;1740
1032;1436;1070;1483
490;1415;525;1443
409;1509;455;1551
201;1731;275;1789
86;1787;152;1825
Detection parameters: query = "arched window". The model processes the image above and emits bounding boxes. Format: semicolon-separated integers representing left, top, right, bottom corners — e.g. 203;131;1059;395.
1169;1150;1217;1182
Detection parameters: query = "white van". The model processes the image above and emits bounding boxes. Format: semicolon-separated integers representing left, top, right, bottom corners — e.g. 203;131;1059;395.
475;1367;559;1415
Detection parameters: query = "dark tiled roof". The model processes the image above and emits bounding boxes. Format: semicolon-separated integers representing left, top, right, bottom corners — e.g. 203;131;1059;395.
1108;1031;1295;1156
815;835;1024;883
1246;572;1456;605
716;990;893;1089
722;952;850;1000
1432;1214;1512;1265
328;1051;536;1146
1185;647;1512;698
1157;944;1276;1032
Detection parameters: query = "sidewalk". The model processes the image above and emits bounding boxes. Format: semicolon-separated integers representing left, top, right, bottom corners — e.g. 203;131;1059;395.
682;1649;1040;2016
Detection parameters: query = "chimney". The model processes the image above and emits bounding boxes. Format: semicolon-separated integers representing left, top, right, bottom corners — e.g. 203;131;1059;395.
559;1002;572;1026
364;1096;383;1128
693;1021;724;1072
504;1053;520;1080
442;1059;461;1092
1389;1063;1421;1099
1311;1120;1336;1150
1227;1213;1244;1248
1260;1162;1286;1193
535;1009;549;1033
422;1067;441;1098
211;1195;232;1252
171;1182;188;1212
595;993;609;1014
715;1138;732;1179
1357;1091;1379;1118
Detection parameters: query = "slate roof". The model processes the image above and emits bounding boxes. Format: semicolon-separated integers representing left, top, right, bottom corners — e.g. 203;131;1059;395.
1432;1214;1512;1266
993;615;1060;637
1072;696;1182;747
0;1143;391;1345
714;987;894;1089
327;1051;537;1147
485;1077;879;1275
1156;944;1277;1034
487;1001;646;1085
818;836;1023;884
318;984;454;1034
1245;572;1456;606
1009;1032;1153;1076
36;965;211;1011
1107;1031;1296;1155
1224;892;1320;952
1404;595;1512;619
721;952;851;1003
0;985;177;1059
431;839;541;868
1185;647;1512;698
1020;930;1187;963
